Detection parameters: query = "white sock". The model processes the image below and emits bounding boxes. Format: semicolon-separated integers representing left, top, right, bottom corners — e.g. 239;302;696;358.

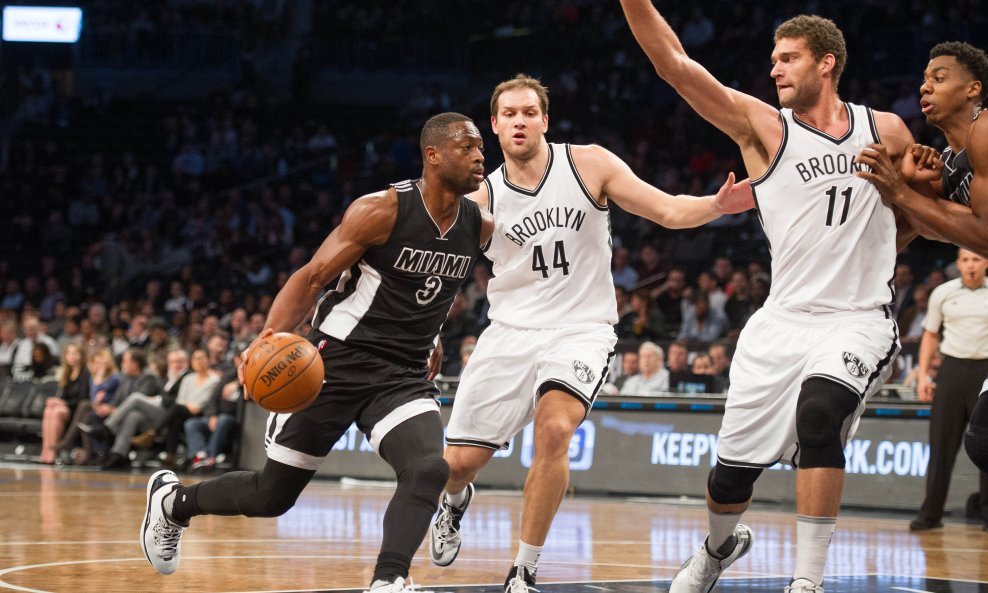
446;487;469;509
793;515;836;586
706;510;743;557
513;540;543;575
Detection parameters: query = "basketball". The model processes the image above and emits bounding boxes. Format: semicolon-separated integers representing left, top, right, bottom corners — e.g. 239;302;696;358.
243;332;324;413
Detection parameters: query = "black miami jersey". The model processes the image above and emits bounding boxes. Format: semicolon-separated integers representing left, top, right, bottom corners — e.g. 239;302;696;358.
939;108;985;207
312;180;482;368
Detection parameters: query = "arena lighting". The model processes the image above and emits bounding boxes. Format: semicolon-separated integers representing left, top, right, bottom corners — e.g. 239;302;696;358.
2;5;82;43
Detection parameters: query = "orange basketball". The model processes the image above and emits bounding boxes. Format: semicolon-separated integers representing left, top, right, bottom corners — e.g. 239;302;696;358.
244;332;324;413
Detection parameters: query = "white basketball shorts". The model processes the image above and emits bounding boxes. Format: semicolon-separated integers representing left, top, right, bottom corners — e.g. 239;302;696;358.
717;302;900;467
445;321;616;450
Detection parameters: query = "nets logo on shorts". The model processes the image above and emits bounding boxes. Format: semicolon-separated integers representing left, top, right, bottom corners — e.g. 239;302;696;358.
842;352;869;378
572;360;596;384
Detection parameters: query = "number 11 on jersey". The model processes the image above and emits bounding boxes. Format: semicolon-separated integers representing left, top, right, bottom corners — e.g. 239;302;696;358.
825;186;852;226
532;240;571;278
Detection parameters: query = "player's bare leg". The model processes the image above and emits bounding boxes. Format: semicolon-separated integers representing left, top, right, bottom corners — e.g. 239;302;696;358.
519;390;584;545
501;390;584;592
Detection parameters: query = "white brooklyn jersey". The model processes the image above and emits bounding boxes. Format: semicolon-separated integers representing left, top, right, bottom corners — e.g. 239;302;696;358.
751;103;897;313
484;143;617;328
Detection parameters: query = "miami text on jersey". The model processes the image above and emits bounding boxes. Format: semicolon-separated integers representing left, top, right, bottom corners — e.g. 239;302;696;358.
393;247;473;279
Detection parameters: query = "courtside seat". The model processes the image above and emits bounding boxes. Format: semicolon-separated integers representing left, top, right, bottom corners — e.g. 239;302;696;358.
15;381;58;438
0;382;49;438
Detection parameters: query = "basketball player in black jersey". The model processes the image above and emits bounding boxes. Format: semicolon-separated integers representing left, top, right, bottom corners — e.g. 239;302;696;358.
856;42;988;482
140;112;494;593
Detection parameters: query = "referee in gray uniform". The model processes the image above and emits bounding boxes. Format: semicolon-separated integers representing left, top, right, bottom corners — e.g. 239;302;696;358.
911;248;988;531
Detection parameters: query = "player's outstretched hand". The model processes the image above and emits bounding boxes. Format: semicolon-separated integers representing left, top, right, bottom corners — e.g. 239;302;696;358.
428;340;444;381
238;328;275;399
714;172;755;214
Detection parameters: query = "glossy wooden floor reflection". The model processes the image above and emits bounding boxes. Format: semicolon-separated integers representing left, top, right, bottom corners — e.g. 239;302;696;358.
0;464;986;593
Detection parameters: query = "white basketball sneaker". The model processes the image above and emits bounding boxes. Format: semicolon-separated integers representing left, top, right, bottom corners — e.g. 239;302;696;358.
140;469;188;575
364;576;435;593
669;524;753;593
429;483;474;566
785;578;824;592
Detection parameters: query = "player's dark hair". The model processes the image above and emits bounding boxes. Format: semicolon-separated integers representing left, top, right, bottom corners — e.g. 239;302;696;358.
775;15;847;89
420;112;474;155
931;41;988;104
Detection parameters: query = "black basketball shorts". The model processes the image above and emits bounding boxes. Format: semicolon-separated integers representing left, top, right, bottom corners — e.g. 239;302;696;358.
264;333;440;470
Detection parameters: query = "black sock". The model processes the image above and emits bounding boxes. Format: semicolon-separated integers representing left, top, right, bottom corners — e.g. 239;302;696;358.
170;484;200;524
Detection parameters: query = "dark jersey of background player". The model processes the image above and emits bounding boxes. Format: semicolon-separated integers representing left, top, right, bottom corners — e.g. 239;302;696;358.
140;112;494;593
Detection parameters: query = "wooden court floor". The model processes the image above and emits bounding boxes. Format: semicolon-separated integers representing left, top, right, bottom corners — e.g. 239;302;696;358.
1;464;987;593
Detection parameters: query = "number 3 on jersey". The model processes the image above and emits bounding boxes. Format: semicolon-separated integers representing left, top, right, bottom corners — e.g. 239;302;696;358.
416;275;442;305
532;240;571;278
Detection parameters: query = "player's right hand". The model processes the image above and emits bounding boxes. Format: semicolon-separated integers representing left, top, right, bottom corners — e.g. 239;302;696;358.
238;328;274;399
902;143;943;183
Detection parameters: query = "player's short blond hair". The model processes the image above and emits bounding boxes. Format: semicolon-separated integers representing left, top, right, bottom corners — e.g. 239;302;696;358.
490;74;549;118
775;15;847;89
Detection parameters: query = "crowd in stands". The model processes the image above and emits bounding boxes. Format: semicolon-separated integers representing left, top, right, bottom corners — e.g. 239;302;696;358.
0;0;979;462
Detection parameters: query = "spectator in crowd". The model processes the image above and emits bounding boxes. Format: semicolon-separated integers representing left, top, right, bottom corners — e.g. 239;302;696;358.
712;257;734;293
654;267;687;329
94;348;164;469
691;353;715;374
131;348;191;449
146;317;178;361
678;293;727;343
463;262;491;314
157;348;219;467
441;292;479;372
56;347;119;464
892;263;917;322
78;318;109;359
696;270;727;316
205;331;233;375
12;314;59;377
900;284;931;344
666;341;690;374
39;343;90;464
636;244;669;291
0;319;19;373
617;289;666;341
184;352;245;472
27;343;58;382
926;268;948;290
442;336;477;379
724;270;753;330
708;342;732;392
620;342;669;395
612;351;639;391
611;246;639;291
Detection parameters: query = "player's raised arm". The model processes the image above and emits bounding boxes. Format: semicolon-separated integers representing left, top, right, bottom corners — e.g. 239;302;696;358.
572;144;753;229
618;0;774;145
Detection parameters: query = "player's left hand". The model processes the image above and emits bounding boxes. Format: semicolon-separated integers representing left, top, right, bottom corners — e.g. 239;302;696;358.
428;340;444;381
714;172;755;214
